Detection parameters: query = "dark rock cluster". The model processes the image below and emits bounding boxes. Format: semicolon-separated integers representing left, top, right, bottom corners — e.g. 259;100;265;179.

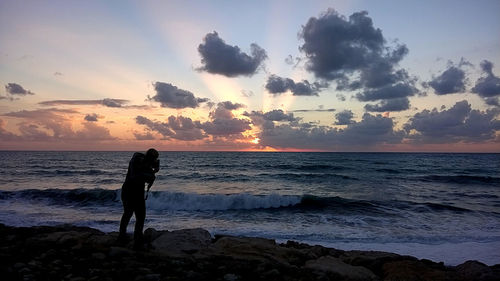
1;224;498;281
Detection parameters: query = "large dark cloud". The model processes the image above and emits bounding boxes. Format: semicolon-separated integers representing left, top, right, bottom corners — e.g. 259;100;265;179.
265;75;326;96
136;115;206;141
334;110;354;125
299;9;408;87
299;8;416;112
472;60;500;98
5;83;34;96
364;97;410;112
197;31;267;77
427;62;467;95
39;98;129;108
149;82;209;109
404;100;500;143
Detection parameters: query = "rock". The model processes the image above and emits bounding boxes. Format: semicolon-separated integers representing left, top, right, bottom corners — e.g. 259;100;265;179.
13;262;26;270
1;224;499;281
136;274;161;281
143;228;162;242
455;260;496;281
341;250;405;276
383;260;450;281
304;255;377;280
224;273;240;281
108;246;134;257
151;228;211;256
205;236;306;266
92;252;106;260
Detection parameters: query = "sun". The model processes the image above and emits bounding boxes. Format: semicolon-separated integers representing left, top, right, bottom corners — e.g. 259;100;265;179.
251;137;260;144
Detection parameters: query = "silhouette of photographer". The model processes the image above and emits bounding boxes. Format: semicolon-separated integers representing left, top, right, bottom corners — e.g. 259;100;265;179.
118;148;159;249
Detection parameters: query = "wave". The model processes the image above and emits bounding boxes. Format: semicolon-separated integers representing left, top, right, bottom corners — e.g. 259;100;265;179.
147;192;301;211
0;188;120;206
421;175;500;185
0;189;482;214
0;189;301;211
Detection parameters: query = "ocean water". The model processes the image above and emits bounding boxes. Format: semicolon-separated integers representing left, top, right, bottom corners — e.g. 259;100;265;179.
0;151;499;265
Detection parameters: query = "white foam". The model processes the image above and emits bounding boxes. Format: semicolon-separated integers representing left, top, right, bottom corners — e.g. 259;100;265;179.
146;192;302;211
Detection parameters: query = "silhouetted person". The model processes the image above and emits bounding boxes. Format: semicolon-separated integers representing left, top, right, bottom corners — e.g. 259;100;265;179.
118;148;159;249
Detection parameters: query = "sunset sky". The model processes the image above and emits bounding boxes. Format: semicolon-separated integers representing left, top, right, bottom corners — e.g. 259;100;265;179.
1;0;499;151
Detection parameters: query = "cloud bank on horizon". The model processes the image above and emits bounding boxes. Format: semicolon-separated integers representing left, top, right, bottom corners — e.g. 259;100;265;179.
0;3;499;151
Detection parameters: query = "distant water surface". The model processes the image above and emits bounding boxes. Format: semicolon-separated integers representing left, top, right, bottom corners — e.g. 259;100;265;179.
0;151;499;265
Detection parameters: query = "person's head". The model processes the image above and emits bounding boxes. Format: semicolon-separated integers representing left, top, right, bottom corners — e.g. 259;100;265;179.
145;148;159;161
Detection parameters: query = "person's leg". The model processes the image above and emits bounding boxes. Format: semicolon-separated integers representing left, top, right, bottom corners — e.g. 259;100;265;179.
119;201;133;238
133;198;146;245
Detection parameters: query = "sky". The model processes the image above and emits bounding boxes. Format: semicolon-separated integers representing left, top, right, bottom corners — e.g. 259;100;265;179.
1;0;500;152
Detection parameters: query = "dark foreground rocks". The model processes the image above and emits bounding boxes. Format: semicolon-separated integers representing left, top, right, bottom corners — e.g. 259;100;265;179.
1;224;499;281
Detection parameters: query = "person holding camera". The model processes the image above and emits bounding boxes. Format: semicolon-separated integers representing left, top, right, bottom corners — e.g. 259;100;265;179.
118;148;160;249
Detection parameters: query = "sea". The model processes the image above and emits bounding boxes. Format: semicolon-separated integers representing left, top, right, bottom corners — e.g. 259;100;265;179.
0;151;499;265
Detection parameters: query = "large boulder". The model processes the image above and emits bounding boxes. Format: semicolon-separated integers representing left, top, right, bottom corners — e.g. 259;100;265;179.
455;260;497;281
151;228;212;257
204;236;308;267
304;255;378;280
382;260;450;281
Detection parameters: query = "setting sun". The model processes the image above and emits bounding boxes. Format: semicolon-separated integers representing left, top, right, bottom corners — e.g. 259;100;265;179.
251;137;260;144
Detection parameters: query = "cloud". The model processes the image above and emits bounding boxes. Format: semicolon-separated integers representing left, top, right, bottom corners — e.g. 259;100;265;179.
426;61;468;95
335;110;354;125
472;60;500;98
197;31;267;77
485;97;500;107
0;119;20;141
75;122;114;141
241;90;254;97
201;102;252;136
1;108;114;142
404;100;500;143
364;97;410;112
244;110;299;127
356;83;418;101
134;131;155;140
291;108;336;113
219;101;245;110
208;101;245;120
5;83;34;96
265;75;326;96
84;113;99;122
299;9;408;88
149;82;209;109
136;115;206;141
199;118;251;136
263;109;297;122
257;112;404;150
39;98;129;108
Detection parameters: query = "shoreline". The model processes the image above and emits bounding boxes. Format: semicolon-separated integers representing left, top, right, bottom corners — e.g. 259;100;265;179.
1;224;499;281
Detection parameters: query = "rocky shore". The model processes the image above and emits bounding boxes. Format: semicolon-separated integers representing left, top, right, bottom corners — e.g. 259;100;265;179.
1;224;498;281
